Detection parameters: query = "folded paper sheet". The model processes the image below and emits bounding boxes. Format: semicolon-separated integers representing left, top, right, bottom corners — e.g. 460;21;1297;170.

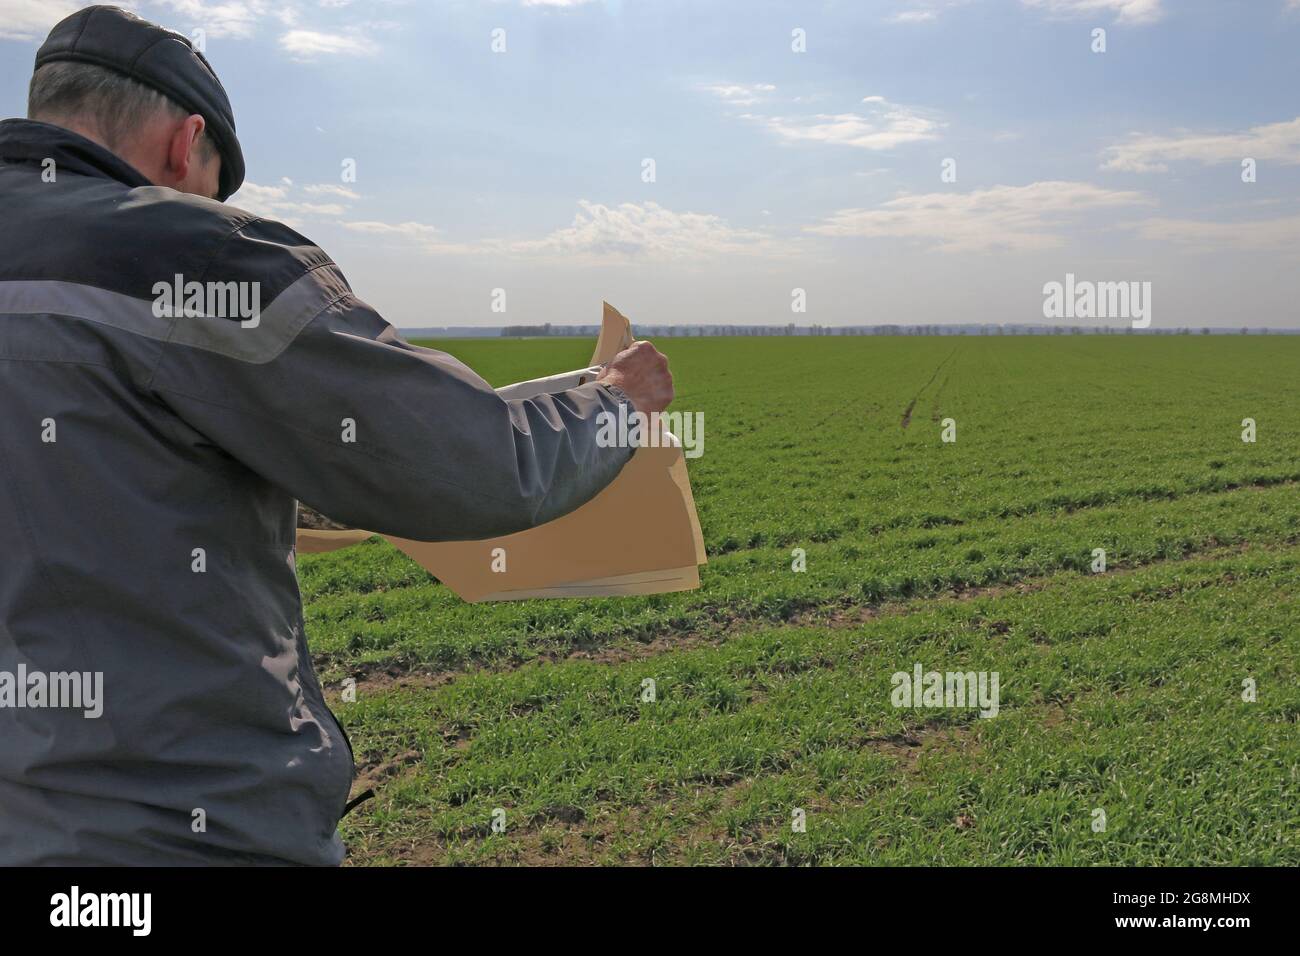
296;303;706;602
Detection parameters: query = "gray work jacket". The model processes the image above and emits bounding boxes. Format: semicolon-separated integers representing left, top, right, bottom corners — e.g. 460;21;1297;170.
0;118;634;865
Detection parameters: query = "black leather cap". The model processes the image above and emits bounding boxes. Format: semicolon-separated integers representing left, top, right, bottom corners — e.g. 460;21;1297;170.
34;5;245;201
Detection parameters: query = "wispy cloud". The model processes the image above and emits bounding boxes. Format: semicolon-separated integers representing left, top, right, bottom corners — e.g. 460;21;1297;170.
228;181;352;223
151;1;386;56
740;96;944;151
0;0;77;41
701;82;777;107
1020;0;1165;25
880;0;1166;27
511;200;790;261
890;10;938;23
1102;117;1300;173
807;181;1151;252
1127;213;1300;252
279;28;378;59
344;220;440;238
151;1;294;40
341;200;792;263
241;188;789;265
885;1;972;24
152;2;390;56
303;183;362;200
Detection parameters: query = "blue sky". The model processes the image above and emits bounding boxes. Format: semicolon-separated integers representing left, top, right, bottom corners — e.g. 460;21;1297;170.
3;0;1299;328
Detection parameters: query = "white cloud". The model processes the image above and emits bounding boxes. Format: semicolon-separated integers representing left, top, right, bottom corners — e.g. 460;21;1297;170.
343;220;440;238
1127;214;1300;252
279;28;378;58
885;0;973;23
303;183;362;199
1020;0;1164;25
706;83;940;151
509;200;790;261
701;82;777;107
149;2;387;56
807;180;1151;252
340;201;792;262
1102;117;1300;173
340;220;493;258
741;96;944;151
152;1;292;40
230;182;288;203
0;0;78;41
228;181;350;221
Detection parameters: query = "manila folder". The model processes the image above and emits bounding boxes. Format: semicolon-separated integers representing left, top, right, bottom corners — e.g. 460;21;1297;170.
296;303;706;602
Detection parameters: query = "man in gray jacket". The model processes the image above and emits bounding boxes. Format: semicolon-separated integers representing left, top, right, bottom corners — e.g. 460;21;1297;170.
0;5;672;865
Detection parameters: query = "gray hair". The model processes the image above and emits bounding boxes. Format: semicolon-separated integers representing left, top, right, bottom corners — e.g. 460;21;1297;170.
28;61;218;164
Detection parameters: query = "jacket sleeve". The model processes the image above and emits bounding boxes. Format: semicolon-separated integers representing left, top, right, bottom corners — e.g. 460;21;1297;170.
145;219;635;542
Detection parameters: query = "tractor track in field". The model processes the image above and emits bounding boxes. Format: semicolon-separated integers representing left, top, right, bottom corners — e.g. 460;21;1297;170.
346;698;1071;866
328;536;1266;703
316;473;1300;710
928;369;953;422
346;703;1000;866
333;537;1291;848
901;347;957;428
317;475;1300;693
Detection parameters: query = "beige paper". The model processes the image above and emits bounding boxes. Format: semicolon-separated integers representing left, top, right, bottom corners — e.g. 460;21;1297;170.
296;303;706;602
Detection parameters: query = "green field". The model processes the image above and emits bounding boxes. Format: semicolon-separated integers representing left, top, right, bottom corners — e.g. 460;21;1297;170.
303;336;1300;865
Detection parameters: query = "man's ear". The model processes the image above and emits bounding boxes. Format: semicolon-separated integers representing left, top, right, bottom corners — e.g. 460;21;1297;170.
166;114;206;181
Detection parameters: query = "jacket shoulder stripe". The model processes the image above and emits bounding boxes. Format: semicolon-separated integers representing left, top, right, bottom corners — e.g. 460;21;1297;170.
0;266;351;365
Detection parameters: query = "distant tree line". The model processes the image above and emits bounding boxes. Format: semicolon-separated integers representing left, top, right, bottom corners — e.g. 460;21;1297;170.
495;323;1286;338
500;322;554;337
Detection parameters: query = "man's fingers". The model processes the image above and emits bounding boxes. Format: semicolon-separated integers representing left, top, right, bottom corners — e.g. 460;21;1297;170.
598;338;673;414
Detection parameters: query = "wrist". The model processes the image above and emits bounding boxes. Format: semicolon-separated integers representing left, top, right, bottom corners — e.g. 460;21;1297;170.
598;381;637;416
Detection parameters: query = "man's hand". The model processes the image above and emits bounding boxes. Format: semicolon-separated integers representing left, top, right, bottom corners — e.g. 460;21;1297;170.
597;340;674;414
